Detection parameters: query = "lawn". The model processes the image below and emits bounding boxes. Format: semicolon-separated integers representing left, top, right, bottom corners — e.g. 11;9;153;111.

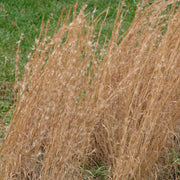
0;0;137;82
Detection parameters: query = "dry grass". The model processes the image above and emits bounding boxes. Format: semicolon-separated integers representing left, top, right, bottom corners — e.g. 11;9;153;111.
0;1;179;179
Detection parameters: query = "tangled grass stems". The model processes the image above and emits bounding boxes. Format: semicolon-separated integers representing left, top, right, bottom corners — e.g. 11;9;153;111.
0;1;179;179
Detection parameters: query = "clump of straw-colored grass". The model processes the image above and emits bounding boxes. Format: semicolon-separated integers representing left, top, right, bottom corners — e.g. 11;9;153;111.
0;1;179;179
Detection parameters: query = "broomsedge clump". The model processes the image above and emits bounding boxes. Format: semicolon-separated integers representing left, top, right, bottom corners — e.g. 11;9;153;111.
0;1;179;179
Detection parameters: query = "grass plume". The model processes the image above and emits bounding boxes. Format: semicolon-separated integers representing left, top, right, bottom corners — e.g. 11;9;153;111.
0;1;179;179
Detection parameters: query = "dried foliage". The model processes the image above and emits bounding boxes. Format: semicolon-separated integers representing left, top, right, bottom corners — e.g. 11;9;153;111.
0;1;179;179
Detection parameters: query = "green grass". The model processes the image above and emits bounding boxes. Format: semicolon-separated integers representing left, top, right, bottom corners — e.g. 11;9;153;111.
84;164;110;179
0;0;138;83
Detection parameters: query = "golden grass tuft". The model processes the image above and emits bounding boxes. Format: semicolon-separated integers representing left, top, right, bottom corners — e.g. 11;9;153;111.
0;1;179;179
